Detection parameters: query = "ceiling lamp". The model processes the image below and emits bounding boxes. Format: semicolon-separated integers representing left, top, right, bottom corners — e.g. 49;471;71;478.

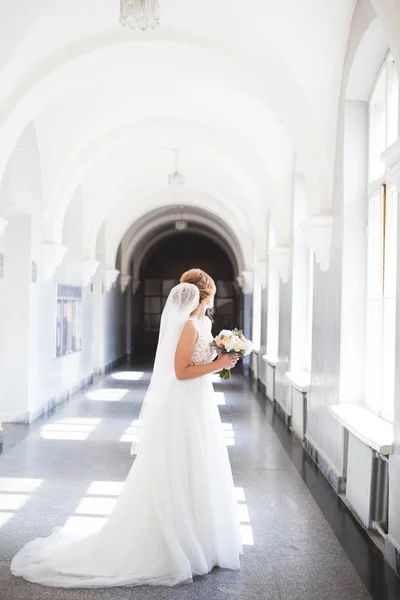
120;0;160;31
168;149;185;187
175;205;188;231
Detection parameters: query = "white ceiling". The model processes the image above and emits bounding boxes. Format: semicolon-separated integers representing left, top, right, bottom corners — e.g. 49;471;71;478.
0;0;359;268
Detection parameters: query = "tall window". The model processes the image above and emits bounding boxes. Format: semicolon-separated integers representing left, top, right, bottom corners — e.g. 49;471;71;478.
366;53;399;421
56;284;83;357
369;53;398;181
307;251;314;372
142;278;236;332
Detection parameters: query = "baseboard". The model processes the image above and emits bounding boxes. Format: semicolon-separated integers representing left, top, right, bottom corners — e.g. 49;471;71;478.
1;374;95;425
258;380;267;397
275;398;292;428
385;534;400;577
94;354;127;376
305;435;346;495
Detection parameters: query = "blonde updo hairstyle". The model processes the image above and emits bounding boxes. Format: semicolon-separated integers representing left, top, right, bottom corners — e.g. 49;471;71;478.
180;269;216;304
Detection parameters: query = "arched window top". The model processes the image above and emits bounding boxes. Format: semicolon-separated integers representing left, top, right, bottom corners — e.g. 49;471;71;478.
369;52;399;182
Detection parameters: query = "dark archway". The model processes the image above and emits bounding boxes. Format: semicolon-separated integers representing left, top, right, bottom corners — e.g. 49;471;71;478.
132;232;239;359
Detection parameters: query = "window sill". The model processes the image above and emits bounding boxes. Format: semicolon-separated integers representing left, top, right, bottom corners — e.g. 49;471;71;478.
329;403;394;455
262;354;278;367
285;371;311;393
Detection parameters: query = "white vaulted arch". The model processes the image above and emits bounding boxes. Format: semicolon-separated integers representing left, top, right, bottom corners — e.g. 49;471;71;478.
120;207;245;278
0;32;330;225
95;188;255;271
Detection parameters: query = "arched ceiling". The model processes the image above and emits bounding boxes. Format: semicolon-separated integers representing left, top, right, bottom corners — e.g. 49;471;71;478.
0;0;358;267
120;206;243;279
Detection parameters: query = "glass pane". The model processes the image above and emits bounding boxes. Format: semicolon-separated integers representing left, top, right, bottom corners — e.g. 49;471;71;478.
67;301;73;353
382;296;396;420
56;301;62;357
162;280;178;296
367;193;384;299
71;301;77;351
62;301;69;356
365;299;383;414
216;281;233;298
151;315;161;330
144;297;161;314
369;62;387;181
384;187;398;298
386;54;399;147
144;280;161;296
143;314;152;331
216;298;234;315
220;315;235;329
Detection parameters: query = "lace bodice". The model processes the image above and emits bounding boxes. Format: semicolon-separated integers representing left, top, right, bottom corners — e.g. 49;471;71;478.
190;321;216;366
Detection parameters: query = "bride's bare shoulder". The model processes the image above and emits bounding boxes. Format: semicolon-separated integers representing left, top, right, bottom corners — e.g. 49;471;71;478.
182;319;198;338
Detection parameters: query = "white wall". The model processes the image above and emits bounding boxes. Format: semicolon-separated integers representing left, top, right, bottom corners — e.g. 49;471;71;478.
0;129;127;423
274;281;292;415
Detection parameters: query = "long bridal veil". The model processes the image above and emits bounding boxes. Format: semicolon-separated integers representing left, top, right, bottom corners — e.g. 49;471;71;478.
11;282;242;588
130;282;200;455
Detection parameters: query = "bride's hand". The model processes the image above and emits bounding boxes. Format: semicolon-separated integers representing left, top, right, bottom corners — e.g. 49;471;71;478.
217;353;239;370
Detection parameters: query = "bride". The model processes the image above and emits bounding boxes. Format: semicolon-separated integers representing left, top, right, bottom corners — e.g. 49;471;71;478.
11;268;243;588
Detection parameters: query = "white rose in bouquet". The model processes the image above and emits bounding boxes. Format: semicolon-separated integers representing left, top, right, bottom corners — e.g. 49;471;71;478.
210;328;254;380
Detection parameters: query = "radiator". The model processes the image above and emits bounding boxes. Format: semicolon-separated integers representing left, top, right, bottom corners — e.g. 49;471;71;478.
346;433;388;530
251;352;259;379
291;388;307;440
266;363;275;401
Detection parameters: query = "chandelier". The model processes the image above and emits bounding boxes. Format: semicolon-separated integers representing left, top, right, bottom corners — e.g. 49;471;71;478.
120;0;160;31
175;205;188;231
168;149;185;187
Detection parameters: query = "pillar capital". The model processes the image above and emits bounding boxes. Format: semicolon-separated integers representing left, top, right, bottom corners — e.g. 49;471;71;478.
82;259;99;286
382;138;400;188
42;243;67;280
269;246;290;283
237;270;254;294
0;217;8;235
120;274;132;293
299;216;332;272
254;261;267;289
104;269;119;292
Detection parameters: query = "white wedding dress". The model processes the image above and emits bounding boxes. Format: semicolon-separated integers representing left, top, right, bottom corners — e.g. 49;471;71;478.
11;283;242;588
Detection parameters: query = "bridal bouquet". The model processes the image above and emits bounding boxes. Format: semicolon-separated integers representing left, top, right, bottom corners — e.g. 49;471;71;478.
211;328;253;380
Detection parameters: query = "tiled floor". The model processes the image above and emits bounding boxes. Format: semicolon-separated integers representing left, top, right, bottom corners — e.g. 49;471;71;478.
0;367;397;599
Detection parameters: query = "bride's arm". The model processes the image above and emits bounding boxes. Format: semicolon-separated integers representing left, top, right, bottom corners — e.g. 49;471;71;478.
174;321;237;381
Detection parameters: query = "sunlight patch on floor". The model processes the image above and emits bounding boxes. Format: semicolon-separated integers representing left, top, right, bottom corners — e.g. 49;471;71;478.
235;486;254;546
111;372;144;381
0;478;44;531
222;422;235;446
40;418;102;440
0;478;43;493
75;497;117;516
213;392;226;406
86;388;129;402
119;419;141;443
64;480;125;535
86;481;124;496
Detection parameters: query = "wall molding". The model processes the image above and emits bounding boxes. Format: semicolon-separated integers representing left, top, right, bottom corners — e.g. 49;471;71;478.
237;270;254;294
104;268;119;292
120;274;132;293
42;243;67;280
254;260;267;289
269;246;290;283
82;259;99;286
0;217;8;235
300;216;333;272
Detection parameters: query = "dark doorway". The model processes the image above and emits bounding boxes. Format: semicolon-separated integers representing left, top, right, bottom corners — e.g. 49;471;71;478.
133;232;239;359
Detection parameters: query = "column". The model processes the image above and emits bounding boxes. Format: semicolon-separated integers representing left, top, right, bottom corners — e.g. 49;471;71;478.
339;100;368;403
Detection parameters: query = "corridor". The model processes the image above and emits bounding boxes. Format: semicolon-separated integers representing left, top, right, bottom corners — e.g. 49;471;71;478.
0;368;393;600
